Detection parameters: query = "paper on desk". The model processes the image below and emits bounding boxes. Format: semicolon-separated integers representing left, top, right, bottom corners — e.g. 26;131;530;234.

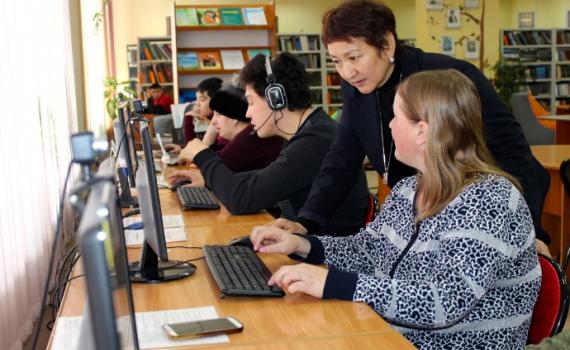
124;215;185;228
125;226;187;246
135;306;229;349
156;174;169;188
51;316;82;349
51;306;228;349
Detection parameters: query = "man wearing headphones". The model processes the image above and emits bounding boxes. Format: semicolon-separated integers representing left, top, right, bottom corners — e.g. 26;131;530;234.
179;53;369;235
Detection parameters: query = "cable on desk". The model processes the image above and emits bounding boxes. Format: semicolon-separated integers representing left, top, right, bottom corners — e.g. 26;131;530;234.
129;256;205;274
50;243;81;330
46;273;85;330
168;245;202;250
122;208;140;218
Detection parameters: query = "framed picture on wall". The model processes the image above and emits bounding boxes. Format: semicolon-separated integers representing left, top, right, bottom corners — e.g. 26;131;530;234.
518;12;535;28
426;0;443;10
464;0;479;9
447;8;461;28
464;39;479;60
441;35;455;56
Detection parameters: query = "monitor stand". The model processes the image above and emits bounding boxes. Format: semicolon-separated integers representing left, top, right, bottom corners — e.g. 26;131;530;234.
129;242;196;283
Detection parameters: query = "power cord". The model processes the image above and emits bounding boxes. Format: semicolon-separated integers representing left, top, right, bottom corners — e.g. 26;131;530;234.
31;162;73;350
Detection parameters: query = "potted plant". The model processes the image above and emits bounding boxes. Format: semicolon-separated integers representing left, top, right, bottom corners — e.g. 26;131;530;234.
491;59;526;110
104;77;136;141
104;77;136;120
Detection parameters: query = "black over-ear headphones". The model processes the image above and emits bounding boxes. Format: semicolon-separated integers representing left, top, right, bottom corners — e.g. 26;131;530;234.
264;55;287;111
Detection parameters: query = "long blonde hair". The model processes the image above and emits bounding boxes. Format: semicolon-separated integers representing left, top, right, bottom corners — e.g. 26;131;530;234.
396;69;521;221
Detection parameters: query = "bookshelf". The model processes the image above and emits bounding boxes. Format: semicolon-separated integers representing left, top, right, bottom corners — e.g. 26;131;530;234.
171;3;277;103
137;36;173;100
277;33;342;118
127;44;138;93
500;28;570;110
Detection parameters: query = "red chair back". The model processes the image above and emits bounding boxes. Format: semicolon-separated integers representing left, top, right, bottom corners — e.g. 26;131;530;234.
527;255;569;345
363;193;379;225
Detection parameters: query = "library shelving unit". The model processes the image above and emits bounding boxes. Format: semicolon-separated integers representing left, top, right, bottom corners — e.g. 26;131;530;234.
500;28;570;111
137;36;173;100
127;44;138;93
171;2;276;103
277;33;342;118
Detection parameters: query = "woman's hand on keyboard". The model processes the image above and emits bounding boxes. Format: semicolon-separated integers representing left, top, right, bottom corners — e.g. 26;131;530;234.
250;226;311;257
268;263;327;298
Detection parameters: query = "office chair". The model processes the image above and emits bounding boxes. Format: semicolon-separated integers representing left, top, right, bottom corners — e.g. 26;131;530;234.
527;254;569;345
363;193;380;225
561;160;570;271
511;92;555;145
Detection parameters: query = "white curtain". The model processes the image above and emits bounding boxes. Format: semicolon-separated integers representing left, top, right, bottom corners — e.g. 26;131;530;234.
0;0;78;349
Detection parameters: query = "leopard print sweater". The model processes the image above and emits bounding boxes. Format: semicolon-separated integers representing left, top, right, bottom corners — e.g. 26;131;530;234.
305;174;541;349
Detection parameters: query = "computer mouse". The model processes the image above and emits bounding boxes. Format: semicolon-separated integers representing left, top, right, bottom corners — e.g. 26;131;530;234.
170;180;192;191
228;235;254;249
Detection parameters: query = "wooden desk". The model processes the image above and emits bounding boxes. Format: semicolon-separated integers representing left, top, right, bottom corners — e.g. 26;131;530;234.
531;145;570;266
538;115;570;144
50;191;415;349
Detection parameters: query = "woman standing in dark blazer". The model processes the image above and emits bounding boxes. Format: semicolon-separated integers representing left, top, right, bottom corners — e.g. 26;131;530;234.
271;0;551;255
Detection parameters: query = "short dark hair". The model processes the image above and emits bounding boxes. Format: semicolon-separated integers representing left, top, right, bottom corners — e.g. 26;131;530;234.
150;83;162;90
322;0;398;53
197;77;223;98
239;52;310;111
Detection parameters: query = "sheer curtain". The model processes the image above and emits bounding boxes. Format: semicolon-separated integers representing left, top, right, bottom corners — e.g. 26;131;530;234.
0;0;79;349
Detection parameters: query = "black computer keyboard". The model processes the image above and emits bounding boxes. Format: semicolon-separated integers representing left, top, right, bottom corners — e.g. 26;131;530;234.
176;187;220;210
203;245;285;297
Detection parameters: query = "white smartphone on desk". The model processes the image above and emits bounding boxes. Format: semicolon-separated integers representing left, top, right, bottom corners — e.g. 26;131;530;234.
162;317;243;339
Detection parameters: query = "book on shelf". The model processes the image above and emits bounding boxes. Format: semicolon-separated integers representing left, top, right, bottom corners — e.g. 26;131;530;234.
246;48;271;60
197;8;221;25
535;66;548;79
558;65;570;78
178;51;199;70
154;42;172;60
220;8;244;25
243;7;267;25
220;50;245;70
176;8;199;26
198;51;222;69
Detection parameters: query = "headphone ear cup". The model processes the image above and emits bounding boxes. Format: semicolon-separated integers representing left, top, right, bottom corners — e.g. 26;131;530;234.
265;83;287;111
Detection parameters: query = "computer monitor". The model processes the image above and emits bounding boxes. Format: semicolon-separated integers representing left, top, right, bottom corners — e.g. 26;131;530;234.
129;120;195;283
117;105;138;186
113;117;138;208
76;158;139;349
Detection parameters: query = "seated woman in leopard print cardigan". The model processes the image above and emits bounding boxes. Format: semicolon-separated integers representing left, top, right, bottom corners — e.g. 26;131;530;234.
249;69;541;350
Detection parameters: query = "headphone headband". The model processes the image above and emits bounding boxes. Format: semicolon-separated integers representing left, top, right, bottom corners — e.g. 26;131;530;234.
263;54;287;111
265;55;275;84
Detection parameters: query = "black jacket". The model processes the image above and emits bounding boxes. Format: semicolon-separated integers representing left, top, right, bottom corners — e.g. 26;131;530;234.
194;108;369;236
298;45;551;243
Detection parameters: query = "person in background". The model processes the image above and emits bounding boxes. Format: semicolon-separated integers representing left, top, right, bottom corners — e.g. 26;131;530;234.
269;0;552;256
145;83;173;115
251;69;540;349
165;77;224;154
183;77;223;142
177;53;369;235
168;85;283;185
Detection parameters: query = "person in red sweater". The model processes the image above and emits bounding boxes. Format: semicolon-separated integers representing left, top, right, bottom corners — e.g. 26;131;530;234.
146;83;173;115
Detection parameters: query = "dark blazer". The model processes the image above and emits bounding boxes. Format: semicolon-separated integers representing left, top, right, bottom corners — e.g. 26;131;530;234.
298;45;551;243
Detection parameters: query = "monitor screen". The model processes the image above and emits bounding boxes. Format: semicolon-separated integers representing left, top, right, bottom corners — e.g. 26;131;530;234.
77;158;139;349
130;120;195;283
112;118;138;208
118;105;138;187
